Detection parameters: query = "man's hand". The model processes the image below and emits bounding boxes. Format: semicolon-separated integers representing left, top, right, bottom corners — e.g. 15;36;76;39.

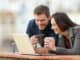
44;37;56;51
30;35;38;45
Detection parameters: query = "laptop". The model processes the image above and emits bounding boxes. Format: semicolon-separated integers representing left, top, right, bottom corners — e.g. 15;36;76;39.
13;33;35;54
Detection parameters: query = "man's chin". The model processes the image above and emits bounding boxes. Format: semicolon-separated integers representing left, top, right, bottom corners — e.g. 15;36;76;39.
39;27;45;30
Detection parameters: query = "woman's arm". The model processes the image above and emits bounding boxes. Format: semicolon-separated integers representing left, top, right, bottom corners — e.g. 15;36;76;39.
44;30;80;55
56;27;80;55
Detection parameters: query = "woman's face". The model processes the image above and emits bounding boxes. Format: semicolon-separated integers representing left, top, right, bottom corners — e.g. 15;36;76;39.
51;18;62;34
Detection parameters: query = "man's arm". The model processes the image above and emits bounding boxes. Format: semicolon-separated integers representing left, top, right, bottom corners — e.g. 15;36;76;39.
26;20;33;37
26;20;39;47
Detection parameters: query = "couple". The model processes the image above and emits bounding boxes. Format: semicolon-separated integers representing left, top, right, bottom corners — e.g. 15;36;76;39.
26;5;80;55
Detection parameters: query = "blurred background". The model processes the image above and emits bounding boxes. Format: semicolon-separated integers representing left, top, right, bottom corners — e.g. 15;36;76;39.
0;0;80;52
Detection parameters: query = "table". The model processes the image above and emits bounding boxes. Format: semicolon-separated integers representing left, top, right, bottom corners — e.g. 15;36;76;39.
0;53;80;60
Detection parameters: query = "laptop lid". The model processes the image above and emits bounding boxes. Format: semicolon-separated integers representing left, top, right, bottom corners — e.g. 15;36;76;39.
13;33;35;54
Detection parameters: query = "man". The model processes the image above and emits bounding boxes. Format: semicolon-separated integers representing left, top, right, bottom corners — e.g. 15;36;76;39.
26;5;58;47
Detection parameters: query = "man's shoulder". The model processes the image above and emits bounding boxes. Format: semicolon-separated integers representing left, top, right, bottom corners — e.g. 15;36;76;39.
29;19;35;24
28;19;36;28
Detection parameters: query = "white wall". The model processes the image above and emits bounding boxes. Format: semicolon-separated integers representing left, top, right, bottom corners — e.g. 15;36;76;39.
0;0;80;33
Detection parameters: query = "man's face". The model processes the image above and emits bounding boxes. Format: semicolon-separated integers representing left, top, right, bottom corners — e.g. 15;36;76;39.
34;14;50;30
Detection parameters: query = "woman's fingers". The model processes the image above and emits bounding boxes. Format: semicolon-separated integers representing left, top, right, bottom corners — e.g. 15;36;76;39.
44;37;56;50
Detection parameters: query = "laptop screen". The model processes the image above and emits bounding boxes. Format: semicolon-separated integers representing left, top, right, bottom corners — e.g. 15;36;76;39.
13;33;35;54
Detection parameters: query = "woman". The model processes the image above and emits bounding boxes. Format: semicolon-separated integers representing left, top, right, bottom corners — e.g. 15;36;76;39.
44;12;80;55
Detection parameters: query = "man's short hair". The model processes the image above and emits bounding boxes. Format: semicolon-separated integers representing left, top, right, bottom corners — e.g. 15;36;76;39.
34;5;50;17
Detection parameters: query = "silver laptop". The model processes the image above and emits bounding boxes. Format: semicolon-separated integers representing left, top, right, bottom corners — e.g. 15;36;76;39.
13;33;35;54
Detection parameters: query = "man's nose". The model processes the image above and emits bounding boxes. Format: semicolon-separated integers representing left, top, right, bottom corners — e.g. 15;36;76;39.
51;26;55;30
38;21;42;25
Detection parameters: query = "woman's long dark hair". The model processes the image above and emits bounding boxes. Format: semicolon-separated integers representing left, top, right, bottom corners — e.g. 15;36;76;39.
52;12;77;48
52;12;77;32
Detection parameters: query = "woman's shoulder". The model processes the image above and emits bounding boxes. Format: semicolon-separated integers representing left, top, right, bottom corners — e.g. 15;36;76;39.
69;25;80;31
71;25;80;33
69;25;80;37
69;25;80;38
72;25;80;29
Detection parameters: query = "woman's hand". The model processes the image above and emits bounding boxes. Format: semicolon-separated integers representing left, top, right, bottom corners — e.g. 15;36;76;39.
44;37;56;51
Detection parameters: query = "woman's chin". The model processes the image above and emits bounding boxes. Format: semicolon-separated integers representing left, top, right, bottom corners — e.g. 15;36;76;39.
55;31;59;34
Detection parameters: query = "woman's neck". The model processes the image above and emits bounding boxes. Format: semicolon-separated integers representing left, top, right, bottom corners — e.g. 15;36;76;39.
62;30;70;39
